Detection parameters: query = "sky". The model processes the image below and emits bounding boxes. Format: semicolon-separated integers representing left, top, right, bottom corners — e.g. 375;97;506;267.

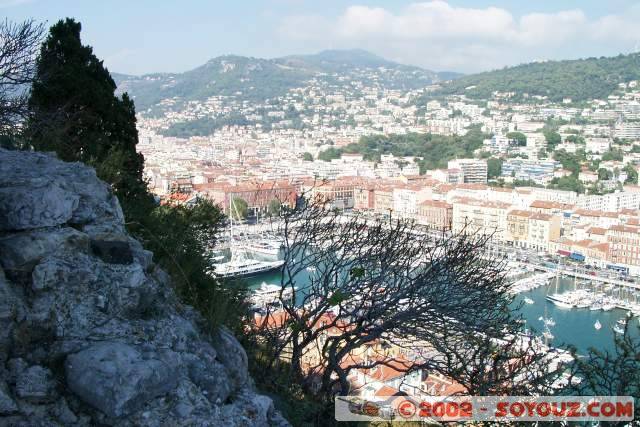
3;0;640;75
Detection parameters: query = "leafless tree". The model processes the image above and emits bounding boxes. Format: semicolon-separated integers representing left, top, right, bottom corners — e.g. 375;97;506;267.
251;193;563;403
0;19;45;135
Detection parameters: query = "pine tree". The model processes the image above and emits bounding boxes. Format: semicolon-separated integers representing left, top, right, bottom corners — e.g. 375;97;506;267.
27;18;147;203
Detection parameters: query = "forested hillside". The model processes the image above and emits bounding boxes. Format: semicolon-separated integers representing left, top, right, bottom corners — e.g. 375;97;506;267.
430;53;640;102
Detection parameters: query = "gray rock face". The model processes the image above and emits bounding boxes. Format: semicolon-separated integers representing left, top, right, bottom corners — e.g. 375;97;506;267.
0;381;18;415
0;148;289;426
66;342;180;418
0;182;79;231
90;233;134;265
14;365;57;403
213;326;249;389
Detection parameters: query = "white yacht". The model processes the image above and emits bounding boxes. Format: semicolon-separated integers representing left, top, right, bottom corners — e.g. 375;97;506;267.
546;294;574;309
213;200;285;279
249;282;296;308
244;238;283;256
214;257;284;279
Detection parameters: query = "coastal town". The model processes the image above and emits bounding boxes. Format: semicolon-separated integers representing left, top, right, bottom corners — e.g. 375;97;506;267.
2;3;640;423
136;70;640;275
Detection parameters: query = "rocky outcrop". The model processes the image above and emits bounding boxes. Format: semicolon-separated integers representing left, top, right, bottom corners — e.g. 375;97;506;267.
0;149;289;426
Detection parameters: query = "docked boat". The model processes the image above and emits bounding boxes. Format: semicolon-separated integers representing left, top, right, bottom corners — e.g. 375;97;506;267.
214;258;284;279
244;238;283;256
249;282;296;309
613;324;625;334
546;294;574;309
542;330;554;341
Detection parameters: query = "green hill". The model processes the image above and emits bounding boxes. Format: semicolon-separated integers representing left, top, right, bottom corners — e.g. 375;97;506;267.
114;50;460;112
432;53;640;102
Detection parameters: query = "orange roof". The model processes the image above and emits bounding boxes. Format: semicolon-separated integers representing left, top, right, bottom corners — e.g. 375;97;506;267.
587;227;606;235
508;209;532;218
374;385;405;397
530;200;572;210
419;200;452;208
609;224;640;234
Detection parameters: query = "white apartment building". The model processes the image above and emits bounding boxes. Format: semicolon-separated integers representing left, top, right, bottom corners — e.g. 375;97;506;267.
614;123;640;140
447;159;488;183
577;191;640;212
585;137;611;154
452;198;511;241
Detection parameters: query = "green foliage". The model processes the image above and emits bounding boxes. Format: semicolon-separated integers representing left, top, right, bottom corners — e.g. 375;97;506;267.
115;49;455;112
543;128;561;150
267;199;282;217
598;168;612;181
553;149;585;175
549;175;585;193
162;114;249;137
230;197;248;220
26;19;246;332
302;152;313;161
565;135;585;144
317;147;342;162
431;52;640;102
27;18;146;204
243;340;329;426
506;132;526;146
602;149;623;162
319;126;487;173
130;199;247;332
487;157;503;179
631;145;640;153
624;164;638;184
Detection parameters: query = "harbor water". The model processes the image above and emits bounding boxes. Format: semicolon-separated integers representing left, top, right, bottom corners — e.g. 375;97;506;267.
242;257;639;355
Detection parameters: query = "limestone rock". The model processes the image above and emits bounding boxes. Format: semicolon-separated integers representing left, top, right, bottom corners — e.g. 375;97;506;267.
0;149;290;426
212;326;249;389
90;233;134;265
65;342;180;418
14;365;57;403
0;182;79;231
0;380;18;415
0;227;89;274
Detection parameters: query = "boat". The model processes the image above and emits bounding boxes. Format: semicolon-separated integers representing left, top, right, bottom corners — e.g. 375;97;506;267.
244;238;283;257
249;282;296;308
594;320;602;330
590;302;603;311
546;294;574;309
306;266;317;273
523;297;534;305
542;331;554;341
613;324;625;334
214;199;285;279
214;258;285;279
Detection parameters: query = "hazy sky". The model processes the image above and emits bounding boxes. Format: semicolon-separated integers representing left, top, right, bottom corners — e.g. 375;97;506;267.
4;0;640;75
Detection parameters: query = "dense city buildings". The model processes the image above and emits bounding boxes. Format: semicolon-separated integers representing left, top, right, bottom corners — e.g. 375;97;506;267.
133;67;640;274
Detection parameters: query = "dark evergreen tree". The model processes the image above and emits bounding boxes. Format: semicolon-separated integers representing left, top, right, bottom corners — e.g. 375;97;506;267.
27;18;146;203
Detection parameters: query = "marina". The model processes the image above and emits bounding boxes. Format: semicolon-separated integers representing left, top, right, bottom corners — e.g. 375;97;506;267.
224;226;640;355
243;257;640;355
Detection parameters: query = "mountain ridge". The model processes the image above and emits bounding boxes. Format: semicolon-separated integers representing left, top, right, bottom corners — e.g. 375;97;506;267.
431;52;640;102
113;49;461;111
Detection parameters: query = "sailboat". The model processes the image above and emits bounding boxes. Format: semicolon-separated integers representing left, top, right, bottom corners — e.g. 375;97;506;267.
613;319;626;334
594;320;602;330
540;306;555;341
213;199;285;279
